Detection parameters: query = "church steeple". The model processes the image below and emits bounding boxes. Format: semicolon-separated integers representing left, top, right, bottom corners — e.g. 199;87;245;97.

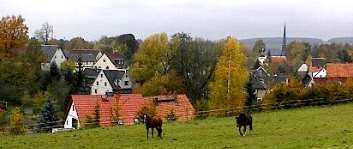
281;24;287;56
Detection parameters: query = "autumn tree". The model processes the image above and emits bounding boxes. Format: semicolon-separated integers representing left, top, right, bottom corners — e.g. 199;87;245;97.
131;33;187;96
0;15;29;60
35;22;53;45
287;41;306;67
209;37;249;114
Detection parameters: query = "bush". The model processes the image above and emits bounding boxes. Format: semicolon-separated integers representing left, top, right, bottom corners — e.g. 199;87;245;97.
136;104;156;122
166;109;177;122
8;107;26;135
83;104;100;128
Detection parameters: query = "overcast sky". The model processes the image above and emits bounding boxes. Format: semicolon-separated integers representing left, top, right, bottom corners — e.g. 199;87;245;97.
1;0;353;41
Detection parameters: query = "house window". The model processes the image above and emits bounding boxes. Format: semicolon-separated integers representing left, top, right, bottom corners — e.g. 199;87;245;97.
95;89;97;94
106;66;109;69
72;105;75;111
54;56;57;59
96;82;99;85
104;82;107;86
101;74;103;78
124;81;129;86
103;59;106;62
66;120;68;125
61;56;63;59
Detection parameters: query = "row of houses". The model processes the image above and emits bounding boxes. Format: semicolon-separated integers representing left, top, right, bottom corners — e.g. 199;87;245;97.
298;58;353;85
64;93;195;129
40;45;132;95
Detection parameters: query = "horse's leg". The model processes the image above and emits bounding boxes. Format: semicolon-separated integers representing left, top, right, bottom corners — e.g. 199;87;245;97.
158;127;162;139
238;126;243;136
243;126;247;136
151;128;154;138
146;128;149;139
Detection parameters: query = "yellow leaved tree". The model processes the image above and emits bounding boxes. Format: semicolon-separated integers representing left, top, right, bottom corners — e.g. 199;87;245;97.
209;37;248;115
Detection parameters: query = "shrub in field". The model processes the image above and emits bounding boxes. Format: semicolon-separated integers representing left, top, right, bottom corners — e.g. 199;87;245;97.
136;104;156;122
83;104;100;128
8;107;26;135
35;99;59;133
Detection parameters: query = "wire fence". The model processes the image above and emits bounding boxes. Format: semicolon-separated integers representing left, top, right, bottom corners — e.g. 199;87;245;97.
0;97;352;136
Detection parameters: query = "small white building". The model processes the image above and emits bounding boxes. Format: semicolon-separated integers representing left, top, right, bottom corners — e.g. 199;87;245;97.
90;69;132;95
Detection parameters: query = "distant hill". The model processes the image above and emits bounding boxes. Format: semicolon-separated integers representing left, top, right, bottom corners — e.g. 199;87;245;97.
240;37;324;55
328;37;353;44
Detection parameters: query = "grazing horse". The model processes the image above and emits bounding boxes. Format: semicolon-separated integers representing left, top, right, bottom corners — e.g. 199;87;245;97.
144;114;163;139
235;113;253;136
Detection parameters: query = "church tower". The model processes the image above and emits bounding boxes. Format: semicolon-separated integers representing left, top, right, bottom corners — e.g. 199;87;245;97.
281;24;287;57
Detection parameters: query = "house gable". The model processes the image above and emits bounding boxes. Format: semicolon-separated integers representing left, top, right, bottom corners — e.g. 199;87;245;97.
64;102;80;129
91;70;114;95
118;70;132;89
94;53;118;70
50;49;67;68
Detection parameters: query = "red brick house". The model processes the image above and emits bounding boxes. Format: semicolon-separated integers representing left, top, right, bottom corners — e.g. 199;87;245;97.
64;94;195;129
314;63;353;84
64;94;145;128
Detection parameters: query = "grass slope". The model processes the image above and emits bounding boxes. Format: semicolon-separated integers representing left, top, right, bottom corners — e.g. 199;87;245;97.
1;104;353;149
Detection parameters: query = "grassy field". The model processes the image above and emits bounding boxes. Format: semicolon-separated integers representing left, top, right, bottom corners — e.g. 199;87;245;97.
1;103;353;149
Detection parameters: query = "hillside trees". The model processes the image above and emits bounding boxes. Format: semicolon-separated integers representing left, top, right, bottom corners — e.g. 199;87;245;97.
209;37;249;113
131;33;183;95
94;34;138;62
170;33;221;103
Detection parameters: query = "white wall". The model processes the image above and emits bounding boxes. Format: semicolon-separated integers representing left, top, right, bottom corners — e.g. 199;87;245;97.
313;68;327;78
50;49;67;68
91;70;113;95
64;103;80;129
118;70;132;89
94;54;118;70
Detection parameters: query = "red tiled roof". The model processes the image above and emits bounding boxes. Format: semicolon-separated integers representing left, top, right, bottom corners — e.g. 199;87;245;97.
271;56;287;63
71;94;144;126
144;94;195;121
326;63;353;78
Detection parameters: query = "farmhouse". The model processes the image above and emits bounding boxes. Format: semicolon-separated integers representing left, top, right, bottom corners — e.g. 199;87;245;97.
64;94;145;129
314;63;353;83
64;94;195;129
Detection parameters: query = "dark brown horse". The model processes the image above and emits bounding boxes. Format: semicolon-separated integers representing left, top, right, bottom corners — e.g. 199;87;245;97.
144;114;163;139
236;113;253;136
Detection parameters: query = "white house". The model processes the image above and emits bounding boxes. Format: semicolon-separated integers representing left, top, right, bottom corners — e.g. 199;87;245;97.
65;49;102;70
312;67;327;78
94;53;118;70
90;69;132;95
40;45;67;70
91;70;114;95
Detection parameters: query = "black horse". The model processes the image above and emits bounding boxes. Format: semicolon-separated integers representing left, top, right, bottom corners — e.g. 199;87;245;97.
144;114;163;139
235;113;253;136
